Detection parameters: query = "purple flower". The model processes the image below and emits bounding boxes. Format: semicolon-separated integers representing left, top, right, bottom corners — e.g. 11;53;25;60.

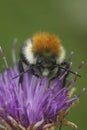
0;46;85;130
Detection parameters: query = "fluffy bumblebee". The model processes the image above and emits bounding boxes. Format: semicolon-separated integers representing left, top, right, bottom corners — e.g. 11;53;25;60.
18;32;79;85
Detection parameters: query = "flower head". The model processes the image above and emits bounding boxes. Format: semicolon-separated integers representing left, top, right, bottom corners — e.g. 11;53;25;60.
0;45;85;130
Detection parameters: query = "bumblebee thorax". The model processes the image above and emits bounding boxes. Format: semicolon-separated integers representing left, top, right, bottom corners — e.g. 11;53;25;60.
32;32;62;56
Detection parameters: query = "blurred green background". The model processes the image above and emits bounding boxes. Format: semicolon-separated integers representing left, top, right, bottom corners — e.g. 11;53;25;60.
0;0;87;129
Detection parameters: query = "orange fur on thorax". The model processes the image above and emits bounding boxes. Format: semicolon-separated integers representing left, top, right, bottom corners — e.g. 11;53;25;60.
32;32;62;55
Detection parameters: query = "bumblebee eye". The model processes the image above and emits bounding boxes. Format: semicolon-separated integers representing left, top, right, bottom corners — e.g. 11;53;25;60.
37;55;56;66
50;57;56;65
37;56;44;64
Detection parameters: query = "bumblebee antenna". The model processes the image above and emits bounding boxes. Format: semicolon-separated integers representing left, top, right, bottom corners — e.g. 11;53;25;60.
12;64;39;79
12;69;30;79
55;64;81;77
60;66;81;77
12;63;81;80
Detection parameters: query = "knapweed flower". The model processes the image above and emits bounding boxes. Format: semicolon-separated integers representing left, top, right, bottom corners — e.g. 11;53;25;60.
0;46;85;130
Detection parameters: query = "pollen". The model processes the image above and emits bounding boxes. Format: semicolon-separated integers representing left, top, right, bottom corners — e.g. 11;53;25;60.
32;32;62;55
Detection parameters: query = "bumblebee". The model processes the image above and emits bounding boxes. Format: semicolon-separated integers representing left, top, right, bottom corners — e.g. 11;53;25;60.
18;32;79;85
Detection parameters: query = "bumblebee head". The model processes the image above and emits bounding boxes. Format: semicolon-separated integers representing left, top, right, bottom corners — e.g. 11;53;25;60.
23;32;65;67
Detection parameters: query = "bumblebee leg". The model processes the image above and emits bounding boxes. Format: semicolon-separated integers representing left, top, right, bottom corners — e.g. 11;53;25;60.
61;62;70;87
18;60;24;83
30;65;40;78
31;68;39;77
50;66;61;81
50;62;70;87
